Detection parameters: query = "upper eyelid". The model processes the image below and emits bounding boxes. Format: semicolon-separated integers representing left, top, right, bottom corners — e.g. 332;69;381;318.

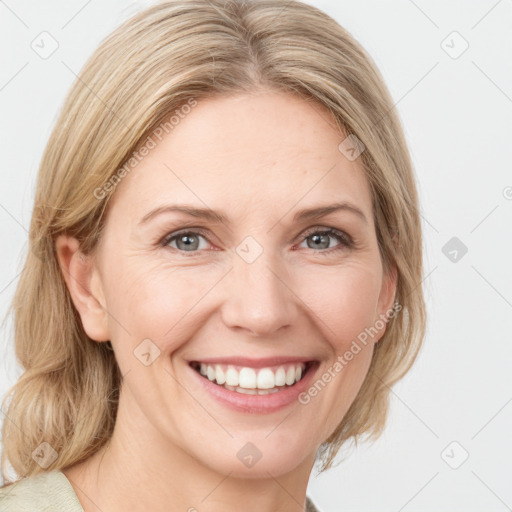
301;225;351;239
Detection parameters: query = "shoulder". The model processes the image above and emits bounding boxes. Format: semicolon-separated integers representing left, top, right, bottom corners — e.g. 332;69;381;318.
0;470;84;511
306;495;323;512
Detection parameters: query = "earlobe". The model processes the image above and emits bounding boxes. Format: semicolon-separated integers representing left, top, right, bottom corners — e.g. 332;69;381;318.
55;235;110;342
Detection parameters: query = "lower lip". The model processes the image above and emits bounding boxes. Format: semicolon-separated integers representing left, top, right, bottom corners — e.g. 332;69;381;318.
188;362;319;414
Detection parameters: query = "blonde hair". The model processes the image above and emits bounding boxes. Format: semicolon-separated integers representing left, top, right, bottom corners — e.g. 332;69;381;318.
1;0;426;485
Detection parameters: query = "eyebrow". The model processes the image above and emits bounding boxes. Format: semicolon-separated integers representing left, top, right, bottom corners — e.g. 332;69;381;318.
138;201;368;226
292;202;368;225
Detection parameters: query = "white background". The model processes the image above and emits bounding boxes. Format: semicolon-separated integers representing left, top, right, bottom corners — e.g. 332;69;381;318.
1;1;511;510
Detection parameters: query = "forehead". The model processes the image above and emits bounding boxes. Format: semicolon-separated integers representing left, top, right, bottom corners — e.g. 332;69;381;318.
107;91;372;225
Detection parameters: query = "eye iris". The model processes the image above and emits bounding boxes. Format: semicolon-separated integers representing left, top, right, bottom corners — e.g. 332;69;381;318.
176;233;199;251
308;232;330;250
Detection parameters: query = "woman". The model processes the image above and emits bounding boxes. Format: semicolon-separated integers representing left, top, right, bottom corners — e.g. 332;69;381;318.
0;0;426;510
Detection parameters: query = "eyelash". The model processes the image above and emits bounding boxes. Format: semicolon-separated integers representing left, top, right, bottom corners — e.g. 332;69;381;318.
160;226;354;256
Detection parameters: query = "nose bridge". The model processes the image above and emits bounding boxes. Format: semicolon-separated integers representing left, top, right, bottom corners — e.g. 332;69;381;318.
221;237;298;336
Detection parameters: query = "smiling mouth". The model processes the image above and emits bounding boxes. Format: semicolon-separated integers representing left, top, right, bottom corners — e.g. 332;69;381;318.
189;360;317;395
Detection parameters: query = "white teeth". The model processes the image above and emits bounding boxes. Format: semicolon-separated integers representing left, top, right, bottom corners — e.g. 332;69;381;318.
258;388;281;395
234;387;257;395
257;368;275;389
214;365;226;385
275;367;286;387
285;366;296;386
224;386;281;395
194;362;308;391
239;368;257;389
225;367;239;387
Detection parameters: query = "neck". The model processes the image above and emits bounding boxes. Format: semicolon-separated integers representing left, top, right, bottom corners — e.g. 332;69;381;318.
63;385;317;512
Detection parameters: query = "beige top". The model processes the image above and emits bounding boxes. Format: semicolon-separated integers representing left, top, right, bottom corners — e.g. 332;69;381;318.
0;470;321;511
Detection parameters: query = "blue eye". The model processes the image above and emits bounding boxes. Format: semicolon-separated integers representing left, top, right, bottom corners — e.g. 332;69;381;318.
161;226;353;255
163;230;210;252
299;228;352;253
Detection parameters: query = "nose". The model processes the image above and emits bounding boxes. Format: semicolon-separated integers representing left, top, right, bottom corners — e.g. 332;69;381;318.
220;249;300;337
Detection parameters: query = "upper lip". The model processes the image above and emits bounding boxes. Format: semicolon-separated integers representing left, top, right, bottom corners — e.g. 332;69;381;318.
188;356;317;368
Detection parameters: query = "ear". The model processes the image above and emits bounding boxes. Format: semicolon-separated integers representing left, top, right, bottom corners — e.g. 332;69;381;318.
55;235;110;342
374;262;398;343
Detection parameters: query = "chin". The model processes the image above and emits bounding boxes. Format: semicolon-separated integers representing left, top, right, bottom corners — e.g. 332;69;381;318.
196;438;314;479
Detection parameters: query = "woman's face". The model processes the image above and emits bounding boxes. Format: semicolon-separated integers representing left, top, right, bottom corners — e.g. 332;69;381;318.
63;90;396;478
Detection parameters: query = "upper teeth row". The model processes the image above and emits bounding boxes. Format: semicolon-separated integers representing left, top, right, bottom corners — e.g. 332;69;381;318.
198;363;306;389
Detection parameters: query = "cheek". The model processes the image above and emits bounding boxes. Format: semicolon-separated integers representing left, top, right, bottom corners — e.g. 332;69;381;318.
104;261;219;350
294;261;383;348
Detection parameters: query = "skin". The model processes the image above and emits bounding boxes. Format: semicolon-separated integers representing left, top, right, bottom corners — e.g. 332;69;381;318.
56;90;397;512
